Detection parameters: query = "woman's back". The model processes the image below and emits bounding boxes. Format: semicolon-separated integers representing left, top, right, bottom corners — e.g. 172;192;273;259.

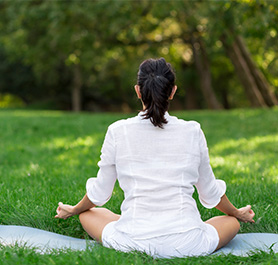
108;112;209;239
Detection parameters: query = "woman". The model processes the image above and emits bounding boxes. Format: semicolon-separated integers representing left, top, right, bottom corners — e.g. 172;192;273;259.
55;58;255;258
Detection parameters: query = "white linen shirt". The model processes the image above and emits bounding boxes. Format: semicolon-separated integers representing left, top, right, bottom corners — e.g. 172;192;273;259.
86;112;226;239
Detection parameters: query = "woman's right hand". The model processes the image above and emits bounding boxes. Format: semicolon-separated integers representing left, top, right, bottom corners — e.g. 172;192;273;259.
235;205;255;223
55;202;76;220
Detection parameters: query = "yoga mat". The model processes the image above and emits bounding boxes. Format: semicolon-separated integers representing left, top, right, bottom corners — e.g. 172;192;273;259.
214;232;278;256
0;225;95;253
0;225;277;256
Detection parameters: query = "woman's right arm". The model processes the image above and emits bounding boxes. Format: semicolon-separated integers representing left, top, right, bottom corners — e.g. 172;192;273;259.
55;194;95;220
216;194;255;223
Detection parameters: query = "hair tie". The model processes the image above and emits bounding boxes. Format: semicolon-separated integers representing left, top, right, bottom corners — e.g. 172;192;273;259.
149;73;161;79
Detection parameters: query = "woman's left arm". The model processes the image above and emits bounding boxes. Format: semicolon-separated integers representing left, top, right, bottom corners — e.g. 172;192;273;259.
55;194;95;220
215;194;255;223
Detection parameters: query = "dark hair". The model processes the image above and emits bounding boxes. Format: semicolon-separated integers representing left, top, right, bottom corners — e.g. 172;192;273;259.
137;58;176;128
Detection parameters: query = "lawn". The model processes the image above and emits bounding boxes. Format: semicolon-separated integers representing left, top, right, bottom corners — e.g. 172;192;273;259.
0;108;277;264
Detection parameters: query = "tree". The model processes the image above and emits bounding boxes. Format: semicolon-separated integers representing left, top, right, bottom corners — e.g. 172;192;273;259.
207;1;277;107
190;34;222;109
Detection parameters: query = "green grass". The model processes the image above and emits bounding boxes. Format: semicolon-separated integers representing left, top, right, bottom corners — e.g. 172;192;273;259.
0;108;277;264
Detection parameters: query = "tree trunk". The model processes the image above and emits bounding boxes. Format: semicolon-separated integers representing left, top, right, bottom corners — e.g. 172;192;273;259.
185;85;199;110
181;62;199;109
235;35;278;106
221;87;230;109
72;64;82;112
191;35;222;109
222;34;267;107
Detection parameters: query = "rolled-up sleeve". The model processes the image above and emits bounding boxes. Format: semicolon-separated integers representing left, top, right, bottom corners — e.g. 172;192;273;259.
195;128;226;209
86;126;117;206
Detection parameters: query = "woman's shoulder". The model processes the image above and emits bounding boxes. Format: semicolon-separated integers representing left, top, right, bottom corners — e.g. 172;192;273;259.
170;115;201;129
108;115;139;130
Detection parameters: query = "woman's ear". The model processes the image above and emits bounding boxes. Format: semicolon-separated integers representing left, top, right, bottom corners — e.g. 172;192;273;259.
169;86;177;100
134;85;142;99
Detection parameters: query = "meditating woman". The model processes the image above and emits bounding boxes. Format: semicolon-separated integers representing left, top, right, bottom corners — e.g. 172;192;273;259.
55;58;255;258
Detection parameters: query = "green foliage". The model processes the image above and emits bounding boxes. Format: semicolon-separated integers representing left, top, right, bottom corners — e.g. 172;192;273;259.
0;109;277;263
0;93;25;108
0;1;277;110
0;46;39;103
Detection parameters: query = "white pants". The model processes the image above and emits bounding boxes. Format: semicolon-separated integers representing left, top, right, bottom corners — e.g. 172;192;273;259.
102;221;219;258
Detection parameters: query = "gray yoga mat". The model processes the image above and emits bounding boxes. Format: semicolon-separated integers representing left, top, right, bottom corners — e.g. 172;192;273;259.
213;232;278;256
0;225;277;256
0;225;95;253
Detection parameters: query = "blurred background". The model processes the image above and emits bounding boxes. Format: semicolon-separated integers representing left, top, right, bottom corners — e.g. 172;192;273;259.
0;0;277;112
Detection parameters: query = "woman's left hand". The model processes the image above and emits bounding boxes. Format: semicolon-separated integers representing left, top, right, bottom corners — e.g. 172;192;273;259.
55;202;76;220
236;205;255;223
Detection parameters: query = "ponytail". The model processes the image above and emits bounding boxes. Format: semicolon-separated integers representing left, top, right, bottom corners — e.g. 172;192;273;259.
137;58;175;128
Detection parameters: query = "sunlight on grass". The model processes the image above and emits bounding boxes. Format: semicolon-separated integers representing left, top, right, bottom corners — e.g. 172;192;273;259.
210;156;226;167
40;134;103;167
210;134;278;184
26;162;41;176
1;110;65;117
212;134;278;154
42;135;99;149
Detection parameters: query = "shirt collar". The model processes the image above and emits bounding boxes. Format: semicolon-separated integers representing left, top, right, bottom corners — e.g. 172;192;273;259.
138;110;170;122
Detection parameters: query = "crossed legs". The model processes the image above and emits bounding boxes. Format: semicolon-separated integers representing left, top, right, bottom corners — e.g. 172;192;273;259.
205;215;240;250
79;208;120;243
79;208;240;250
